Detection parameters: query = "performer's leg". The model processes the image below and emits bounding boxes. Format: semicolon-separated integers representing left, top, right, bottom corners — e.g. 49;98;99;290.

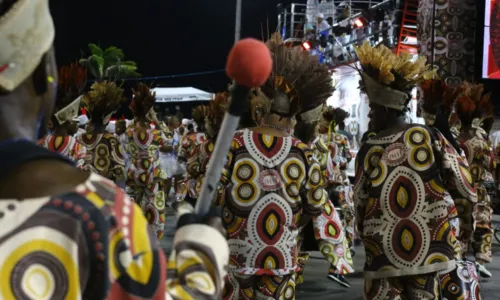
473;198;493;278
154;181;166;239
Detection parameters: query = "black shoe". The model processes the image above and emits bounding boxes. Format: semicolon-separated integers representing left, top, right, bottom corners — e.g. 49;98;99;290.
477;263;493;278
350;247;356;257
327;273;351;288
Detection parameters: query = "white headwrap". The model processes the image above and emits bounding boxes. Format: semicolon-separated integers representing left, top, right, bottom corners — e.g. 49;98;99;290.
0;0;55;92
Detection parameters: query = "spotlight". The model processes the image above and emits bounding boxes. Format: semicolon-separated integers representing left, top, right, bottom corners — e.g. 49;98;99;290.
302;41;312;50
354;18;364;28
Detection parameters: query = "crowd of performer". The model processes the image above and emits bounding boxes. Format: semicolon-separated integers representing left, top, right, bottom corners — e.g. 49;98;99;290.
0;1;497;299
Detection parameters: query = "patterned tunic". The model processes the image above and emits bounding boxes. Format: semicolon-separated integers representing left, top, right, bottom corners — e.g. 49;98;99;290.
0;173;228;299
309;137;354;274
220;129;327;276
124;128;168;239
77;133;125;181
39;134;86;168
458;131;495;262
354;125;477;279
177;132;207;201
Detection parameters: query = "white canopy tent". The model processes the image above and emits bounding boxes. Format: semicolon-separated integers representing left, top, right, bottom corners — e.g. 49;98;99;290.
152;87;214;103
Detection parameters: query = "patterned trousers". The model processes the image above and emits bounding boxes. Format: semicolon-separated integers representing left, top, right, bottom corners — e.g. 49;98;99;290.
473;203;493;263
364;272;440;300
223;271;296;300
126;181;166;239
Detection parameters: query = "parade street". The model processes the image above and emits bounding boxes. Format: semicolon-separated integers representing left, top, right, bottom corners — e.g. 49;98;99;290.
162;209;500;299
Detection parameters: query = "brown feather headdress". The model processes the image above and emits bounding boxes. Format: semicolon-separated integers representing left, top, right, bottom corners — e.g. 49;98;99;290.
55;63;87;111
419;79;461;116
83;81;126;125
130;83;156;120
206;92;229;137
259;33;334;118
454;81;493;125
192;104;209;129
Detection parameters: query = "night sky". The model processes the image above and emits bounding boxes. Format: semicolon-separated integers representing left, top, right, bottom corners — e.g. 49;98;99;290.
49;0;297;93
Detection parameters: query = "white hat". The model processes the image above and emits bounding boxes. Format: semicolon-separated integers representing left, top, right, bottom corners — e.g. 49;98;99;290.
0;0;55;92
182;118;190;126
317;13;325;19
76;115;89;126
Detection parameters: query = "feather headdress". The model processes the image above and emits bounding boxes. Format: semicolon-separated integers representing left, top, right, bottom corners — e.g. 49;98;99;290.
130;83;156;120
192;104;209;127
56;63;87;110
205;92;229;137
83;81;125;125
52;63;87;126
259;33;334;118
454;81;493;126
419;79;461;117
355;41;434;111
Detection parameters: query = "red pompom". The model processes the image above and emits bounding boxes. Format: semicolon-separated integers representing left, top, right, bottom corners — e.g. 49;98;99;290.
226;38;272;88
80;108;87;115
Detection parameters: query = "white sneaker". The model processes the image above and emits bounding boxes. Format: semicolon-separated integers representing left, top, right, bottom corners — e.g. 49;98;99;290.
477;263;492;278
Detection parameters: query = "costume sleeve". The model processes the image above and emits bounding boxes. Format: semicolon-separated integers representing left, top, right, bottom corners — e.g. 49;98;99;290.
107;187;166;299
153;130;168;147
433;131;477;233
166;224;229;300
300;144;327;216
434;131;477;203
105;135;126;181
74;142;87;169
352;151;368;235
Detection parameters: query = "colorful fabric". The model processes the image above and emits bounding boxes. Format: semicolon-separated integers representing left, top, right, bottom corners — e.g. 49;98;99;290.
309;137;354;274
354;125;477;279
124;128;168;239
77;133;125;181
38;134;86;168
364;272;440;300
0;173;228;299
458;132;495;262
439;260;482;300
223;272;296;300
220;129;327;276
176;132;207;201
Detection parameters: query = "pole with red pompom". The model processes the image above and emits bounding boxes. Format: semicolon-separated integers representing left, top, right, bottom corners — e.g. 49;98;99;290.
194;39;272;217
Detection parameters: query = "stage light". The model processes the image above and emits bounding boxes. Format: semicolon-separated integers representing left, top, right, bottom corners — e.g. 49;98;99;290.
354;18;364;28
302;41;311;50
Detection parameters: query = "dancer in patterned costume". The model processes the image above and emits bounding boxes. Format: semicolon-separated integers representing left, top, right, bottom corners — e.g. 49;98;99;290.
39;63;87;168
294;104;354;288
183;92;230;210
419;79;482;299
455;83;496;278
0;1;229;299
320;107;356;249
221;33;333;300
124;83;170;239
176;105;208;203
78;81;126;182
353;42;476;299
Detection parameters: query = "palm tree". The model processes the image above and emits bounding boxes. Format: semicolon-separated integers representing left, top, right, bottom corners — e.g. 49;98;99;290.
79;43;141;81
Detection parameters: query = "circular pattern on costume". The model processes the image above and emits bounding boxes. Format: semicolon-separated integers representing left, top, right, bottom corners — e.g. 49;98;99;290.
404;126;430;148
0;227;80;300
229;158;261;213
408;145;434;172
